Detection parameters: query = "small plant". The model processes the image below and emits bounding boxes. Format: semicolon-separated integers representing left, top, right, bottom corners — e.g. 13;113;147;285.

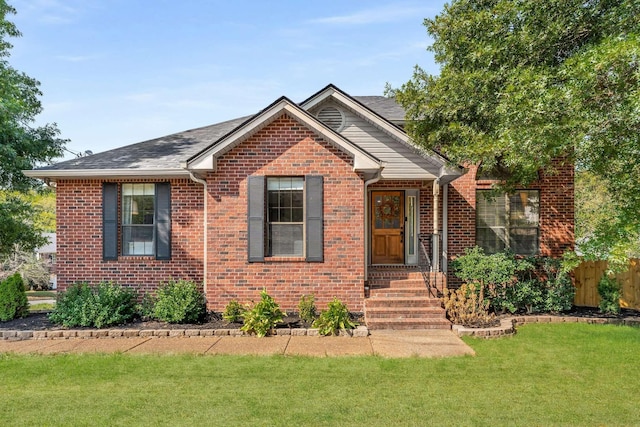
513;279;545;314
153;279;207;324
443;283;496;328
0;273;29;321
222;299;246;323
137;292;156;320
92;282;138;328
49;282;138;328
597;274;621;315
297;294;317;324
241;290;286;337
313;298;357;336
49;282;96;327
540;258;575;313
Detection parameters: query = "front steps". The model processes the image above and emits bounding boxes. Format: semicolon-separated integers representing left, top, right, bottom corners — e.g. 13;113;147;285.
365;268;450;330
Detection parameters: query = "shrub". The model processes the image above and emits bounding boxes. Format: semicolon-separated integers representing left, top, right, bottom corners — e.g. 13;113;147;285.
241;289;286;337
153;279;207;324
512;279;545;314
539;258;575;313
137;293;156;320
49;282;96;327
313;298;357;336
0;273;29;321
452;247;534;314
222;299;246;323
49;282;138;328
92;282;138;328
443;283;496;328
297;294;317;324
597;274;621;315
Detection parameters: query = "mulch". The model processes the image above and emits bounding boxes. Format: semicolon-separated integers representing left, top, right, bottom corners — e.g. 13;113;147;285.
0;312;316;332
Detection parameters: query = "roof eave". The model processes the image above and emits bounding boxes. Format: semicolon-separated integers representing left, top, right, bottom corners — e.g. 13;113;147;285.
23;168;191;182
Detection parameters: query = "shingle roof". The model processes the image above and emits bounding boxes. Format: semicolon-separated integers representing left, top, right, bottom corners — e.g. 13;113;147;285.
32;95;405;172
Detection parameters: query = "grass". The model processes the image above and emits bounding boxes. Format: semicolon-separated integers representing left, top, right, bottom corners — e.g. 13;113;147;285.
28;302;54;311
1;323;639;426
25;290;56;298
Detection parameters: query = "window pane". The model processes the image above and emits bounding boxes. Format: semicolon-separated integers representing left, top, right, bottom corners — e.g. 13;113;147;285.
476;192;506;228
476;227;507;254
291;207;304;222
269;224;303;256
510;191;539;227
122;225;154;255
510;228;538;255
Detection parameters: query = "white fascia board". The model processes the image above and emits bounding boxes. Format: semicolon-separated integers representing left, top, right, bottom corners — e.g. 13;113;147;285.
23;168;191;181
186;98;381;173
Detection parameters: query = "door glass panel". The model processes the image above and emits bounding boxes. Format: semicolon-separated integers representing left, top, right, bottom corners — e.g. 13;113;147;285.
407;196;415;256
374;195;401;229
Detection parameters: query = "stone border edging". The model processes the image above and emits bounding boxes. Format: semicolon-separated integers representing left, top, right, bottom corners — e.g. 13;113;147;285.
0;325;369;341
452;315;640;338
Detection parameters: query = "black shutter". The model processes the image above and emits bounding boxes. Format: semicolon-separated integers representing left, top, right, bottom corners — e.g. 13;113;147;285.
102;183;118;261
155;182;171;260
247;176;265;262
305;175;323;262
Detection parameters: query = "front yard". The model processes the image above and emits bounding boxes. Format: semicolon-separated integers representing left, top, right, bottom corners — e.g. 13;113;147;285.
1;323;638;426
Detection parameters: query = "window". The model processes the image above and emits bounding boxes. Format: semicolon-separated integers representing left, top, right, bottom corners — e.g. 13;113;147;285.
267;177;304;257
122;184;156;256
247;175;323;262
102;182;171;260
476;190;539;255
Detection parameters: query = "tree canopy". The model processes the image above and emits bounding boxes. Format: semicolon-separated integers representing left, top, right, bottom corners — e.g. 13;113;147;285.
391;0;640;263
0;0;65;255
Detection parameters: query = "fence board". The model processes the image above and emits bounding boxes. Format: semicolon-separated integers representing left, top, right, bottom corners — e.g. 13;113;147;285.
573;259;640;310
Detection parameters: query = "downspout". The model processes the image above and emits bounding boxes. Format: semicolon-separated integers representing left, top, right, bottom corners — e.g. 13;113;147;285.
442;183;448;274
432;179;440;273
363;170;382;288
188;172;208;298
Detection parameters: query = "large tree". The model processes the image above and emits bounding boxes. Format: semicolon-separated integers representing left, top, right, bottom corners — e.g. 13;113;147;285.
0;0;65;255
391;0;640;263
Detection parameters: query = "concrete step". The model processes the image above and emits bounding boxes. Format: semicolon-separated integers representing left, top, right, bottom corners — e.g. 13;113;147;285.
369;279;427;289
366;318;452;330
369;289;433;298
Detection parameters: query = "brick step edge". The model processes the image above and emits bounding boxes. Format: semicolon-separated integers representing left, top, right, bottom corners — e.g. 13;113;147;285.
0;325;370;340
452;315;640;338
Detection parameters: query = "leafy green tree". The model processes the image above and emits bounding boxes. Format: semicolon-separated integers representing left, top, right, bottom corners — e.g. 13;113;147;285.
0;1;65;255
390;0;640;262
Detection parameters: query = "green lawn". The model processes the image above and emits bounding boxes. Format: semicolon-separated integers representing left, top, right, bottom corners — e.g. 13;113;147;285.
26;290;56;298
1;323;639;426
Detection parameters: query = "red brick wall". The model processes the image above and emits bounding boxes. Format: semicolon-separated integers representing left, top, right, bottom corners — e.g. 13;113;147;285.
205;113;366;312
446;160;575;276
55;178;204;295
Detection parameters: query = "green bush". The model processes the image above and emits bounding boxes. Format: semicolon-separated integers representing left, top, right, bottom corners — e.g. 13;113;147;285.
539;258;575;313
452;247;534;314
241;289;285;337
0;273;29;321
313;298;357;336
222;299;246;323
297;294;317;324
512;279;545;314
597;274;621;315
153;279;207;324
49;282;138;328
137;293;156;320
92;282;138;328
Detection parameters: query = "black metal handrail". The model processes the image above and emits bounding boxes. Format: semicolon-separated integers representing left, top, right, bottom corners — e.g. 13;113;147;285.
418;234;439;298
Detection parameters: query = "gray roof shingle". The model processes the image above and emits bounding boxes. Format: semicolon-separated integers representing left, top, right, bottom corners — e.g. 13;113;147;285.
34;95;405;172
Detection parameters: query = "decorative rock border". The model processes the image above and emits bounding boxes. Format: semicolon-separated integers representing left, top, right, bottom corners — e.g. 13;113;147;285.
0;325;370;341
452;315;640;338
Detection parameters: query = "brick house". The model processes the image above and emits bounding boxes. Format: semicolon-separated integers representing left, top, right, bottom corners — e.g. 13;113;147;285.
25;85;573;328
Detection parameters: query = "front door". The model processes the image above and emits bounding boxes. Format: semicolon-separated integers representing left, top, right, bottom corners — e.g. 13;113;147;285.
371;191;404;264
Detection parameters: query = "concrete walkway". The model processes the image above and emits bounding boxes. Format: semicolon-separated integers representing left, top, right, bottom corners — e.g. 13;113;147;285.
0;329;475;358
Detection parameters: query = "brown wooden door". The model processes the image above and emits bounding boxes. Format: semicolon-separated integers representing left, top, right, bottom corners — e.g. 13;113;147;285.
371;191;404;264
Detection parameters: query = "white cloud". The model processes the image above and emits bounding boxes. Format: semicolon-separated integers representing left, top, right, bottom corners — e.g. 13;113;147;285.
55;54;101;62
12;0;92;25
309;4;432;25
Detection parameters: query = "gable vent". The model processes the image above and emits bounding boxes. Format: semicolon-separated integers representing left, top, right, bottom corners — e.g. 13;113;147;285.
317;107;345;132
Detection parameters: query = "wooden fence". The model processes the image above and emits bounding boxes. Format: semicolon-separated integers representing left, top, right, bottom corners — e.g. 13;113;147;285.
573;259;640;310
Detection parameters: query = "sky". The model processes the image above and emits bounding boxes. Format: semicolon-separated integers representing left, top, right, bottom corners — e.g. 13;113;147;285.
8;0;447;160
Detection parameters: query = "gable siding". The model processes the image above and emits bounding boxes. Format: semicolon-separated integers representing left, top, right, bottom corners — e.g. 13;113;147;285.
310;101;440;179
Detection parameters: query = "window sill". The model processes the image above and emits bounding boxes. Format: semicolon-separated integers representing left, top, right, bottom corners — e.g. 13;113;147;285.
264;256;306;263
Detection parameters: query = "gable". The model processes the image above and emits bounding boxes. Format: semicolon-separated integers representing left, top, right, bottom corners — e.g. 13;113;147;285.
185;97;381;176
